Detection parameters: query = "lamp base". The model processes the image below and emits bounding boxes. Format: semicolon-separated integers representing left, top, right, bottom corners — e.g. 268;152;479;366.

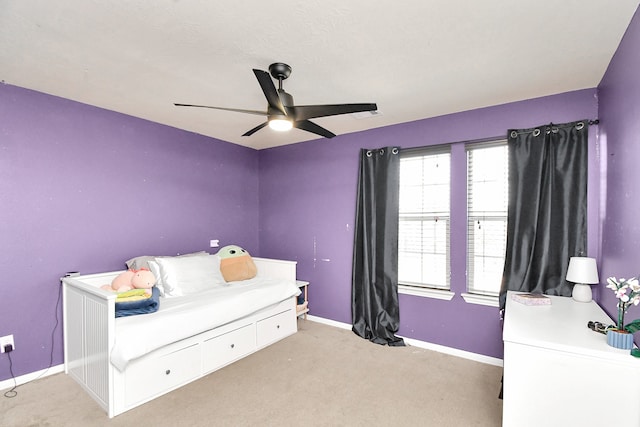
572;283;592;303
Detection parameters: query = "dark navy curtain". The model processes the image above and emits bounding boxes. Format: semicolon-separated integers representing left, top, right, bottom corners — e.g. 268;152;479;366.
351;147;405;346
499;120;589;309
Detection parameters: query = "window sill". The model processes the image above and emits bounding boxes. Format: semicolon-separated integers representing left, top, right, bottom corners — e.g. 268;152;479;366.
399;285;455;301
461;293;499;307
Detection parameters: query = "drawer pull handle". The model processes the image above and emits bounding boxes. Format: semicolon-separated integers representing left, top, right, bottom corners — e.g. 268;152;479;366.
230;343;235;349
165;369;171;375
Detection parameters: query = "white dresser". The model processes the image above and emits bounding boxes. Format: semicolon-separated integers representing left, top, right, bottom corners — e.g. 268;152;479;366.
503;291;640;427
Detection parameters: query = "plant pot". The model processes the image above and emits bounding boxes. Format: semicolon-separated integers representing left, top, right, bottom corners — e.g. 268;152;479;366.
606;329;634;350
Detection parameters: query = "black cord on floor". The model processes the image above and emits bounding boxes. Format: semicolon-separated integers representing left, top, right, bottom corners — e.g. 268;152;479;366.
2;278;63;399
3;352;17;398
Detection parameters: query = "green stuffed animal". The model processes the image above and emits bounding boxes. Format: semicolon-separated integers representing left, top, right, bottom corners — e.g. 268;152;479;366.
217;245;257;282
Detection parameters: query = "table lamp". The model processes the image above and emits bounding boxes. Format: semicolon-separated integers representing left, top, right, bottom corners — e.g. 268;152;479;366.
566;257;599;303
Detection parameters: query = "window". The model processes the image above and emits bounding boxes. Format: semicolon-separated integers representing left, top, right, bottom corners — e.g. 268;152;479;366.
466;141;508;296
398;147;451;290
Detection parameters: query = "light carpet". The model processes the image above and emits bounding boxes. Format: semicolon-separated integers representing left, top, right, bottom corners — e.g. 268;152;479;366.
0;320;503;426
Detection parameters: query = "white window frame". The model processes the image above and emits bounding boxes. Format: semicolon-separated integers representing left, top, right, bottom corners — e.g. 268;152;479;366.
398;146;451;298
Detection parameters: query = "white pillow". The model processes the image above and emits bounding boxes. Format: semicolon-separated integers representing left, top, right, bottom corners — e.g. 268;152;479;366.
147;260;166;296
126;251;209;270
153;255;225;297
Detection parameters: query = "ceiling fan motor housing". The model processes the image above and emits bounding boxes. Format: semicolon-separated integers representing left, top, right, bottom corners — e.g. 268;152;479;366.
278;90;295;108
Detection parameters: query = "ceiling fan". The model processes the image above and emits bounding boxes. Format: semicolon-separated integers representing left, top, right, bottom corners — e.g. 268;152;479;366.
174;62;378;139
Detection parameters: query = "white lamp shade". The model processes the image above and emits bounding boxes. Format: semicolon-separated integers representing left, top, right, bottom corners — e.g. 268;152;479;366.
566;257;599;284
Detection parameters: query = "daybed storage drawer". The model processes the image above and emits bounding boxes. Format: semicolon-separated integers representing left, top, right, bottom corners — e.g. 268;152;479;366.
125;343;200;406
256;309;296;348
202;324;256;373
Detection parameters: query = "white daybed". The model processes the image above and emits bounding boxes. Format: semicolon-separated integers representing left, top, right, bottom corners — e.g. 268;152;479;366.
62;256;300;418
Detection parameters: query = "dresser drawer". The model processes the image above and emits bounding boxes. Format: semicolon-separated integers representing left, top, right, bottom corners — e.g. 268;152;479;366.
125;343;200;406
256;308;296;348
202;324;256;373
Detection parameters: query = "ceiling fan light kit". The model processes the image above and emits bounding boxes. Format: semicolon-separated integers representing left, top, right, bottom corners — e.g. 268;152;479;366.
268;118;293;131
174;62;377;139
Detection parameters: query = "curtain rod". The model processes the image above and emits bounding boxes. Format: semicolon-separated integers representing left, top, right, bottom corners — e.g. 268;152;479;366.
401;119;600;155
537;119;599;127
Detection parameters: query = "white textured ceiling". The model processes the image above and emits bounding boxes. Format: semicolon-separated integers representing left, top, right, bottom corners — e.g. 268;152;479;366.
1;1;638;150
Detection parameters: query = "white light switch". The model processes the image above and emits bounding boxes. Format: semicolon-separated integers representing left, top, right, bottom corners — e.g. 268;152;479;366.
210;240;219;248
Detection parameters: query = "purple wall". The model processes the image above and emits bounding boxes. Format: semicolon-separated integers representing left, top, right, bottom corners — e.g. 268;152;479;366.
0;84;259;381
598;7;640;329
259;89;599;359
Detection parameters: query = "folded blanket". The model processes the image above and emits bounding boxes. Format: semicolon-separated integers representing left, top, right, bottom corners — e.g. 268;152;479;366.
116;294;151;303
115;286;160;318
116;289;151;303
117;289;149;299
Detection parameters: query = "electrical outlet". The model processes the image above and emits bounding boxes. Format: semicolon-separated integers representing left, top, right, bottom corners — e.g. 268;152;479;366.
210;239;219;248
0;334;15;353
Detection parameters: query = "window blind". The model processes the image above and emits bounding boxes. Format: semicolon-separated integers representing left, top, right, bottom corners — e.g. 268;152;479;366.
466;141;508;296
399;147;451;289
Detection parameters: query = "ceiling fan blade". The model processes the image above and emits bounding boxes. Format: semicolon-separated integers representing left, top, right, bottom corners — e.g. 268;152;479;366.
252;69;286;115
293;103;378;121
242;121;269;137
294;120;336;139
174;103;267;116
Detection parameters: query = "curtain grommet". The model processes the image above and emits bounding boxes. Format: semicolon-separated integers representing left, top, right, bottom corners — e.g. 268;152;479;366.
533;129;540;137
510;131;518;138
366;150;372;157
392;147;399;155
379;149;385;155
576;122;585;130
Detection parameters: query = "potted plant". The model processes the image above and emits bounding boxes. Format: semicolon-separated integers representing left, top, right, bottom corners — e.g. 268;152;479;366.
605;277;640;349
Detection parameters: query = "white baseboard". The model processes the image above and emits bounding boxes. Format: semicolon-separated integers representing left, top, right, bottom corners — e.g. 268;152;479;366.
0;363;64;392
305;315;504;367
305;314;352;330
